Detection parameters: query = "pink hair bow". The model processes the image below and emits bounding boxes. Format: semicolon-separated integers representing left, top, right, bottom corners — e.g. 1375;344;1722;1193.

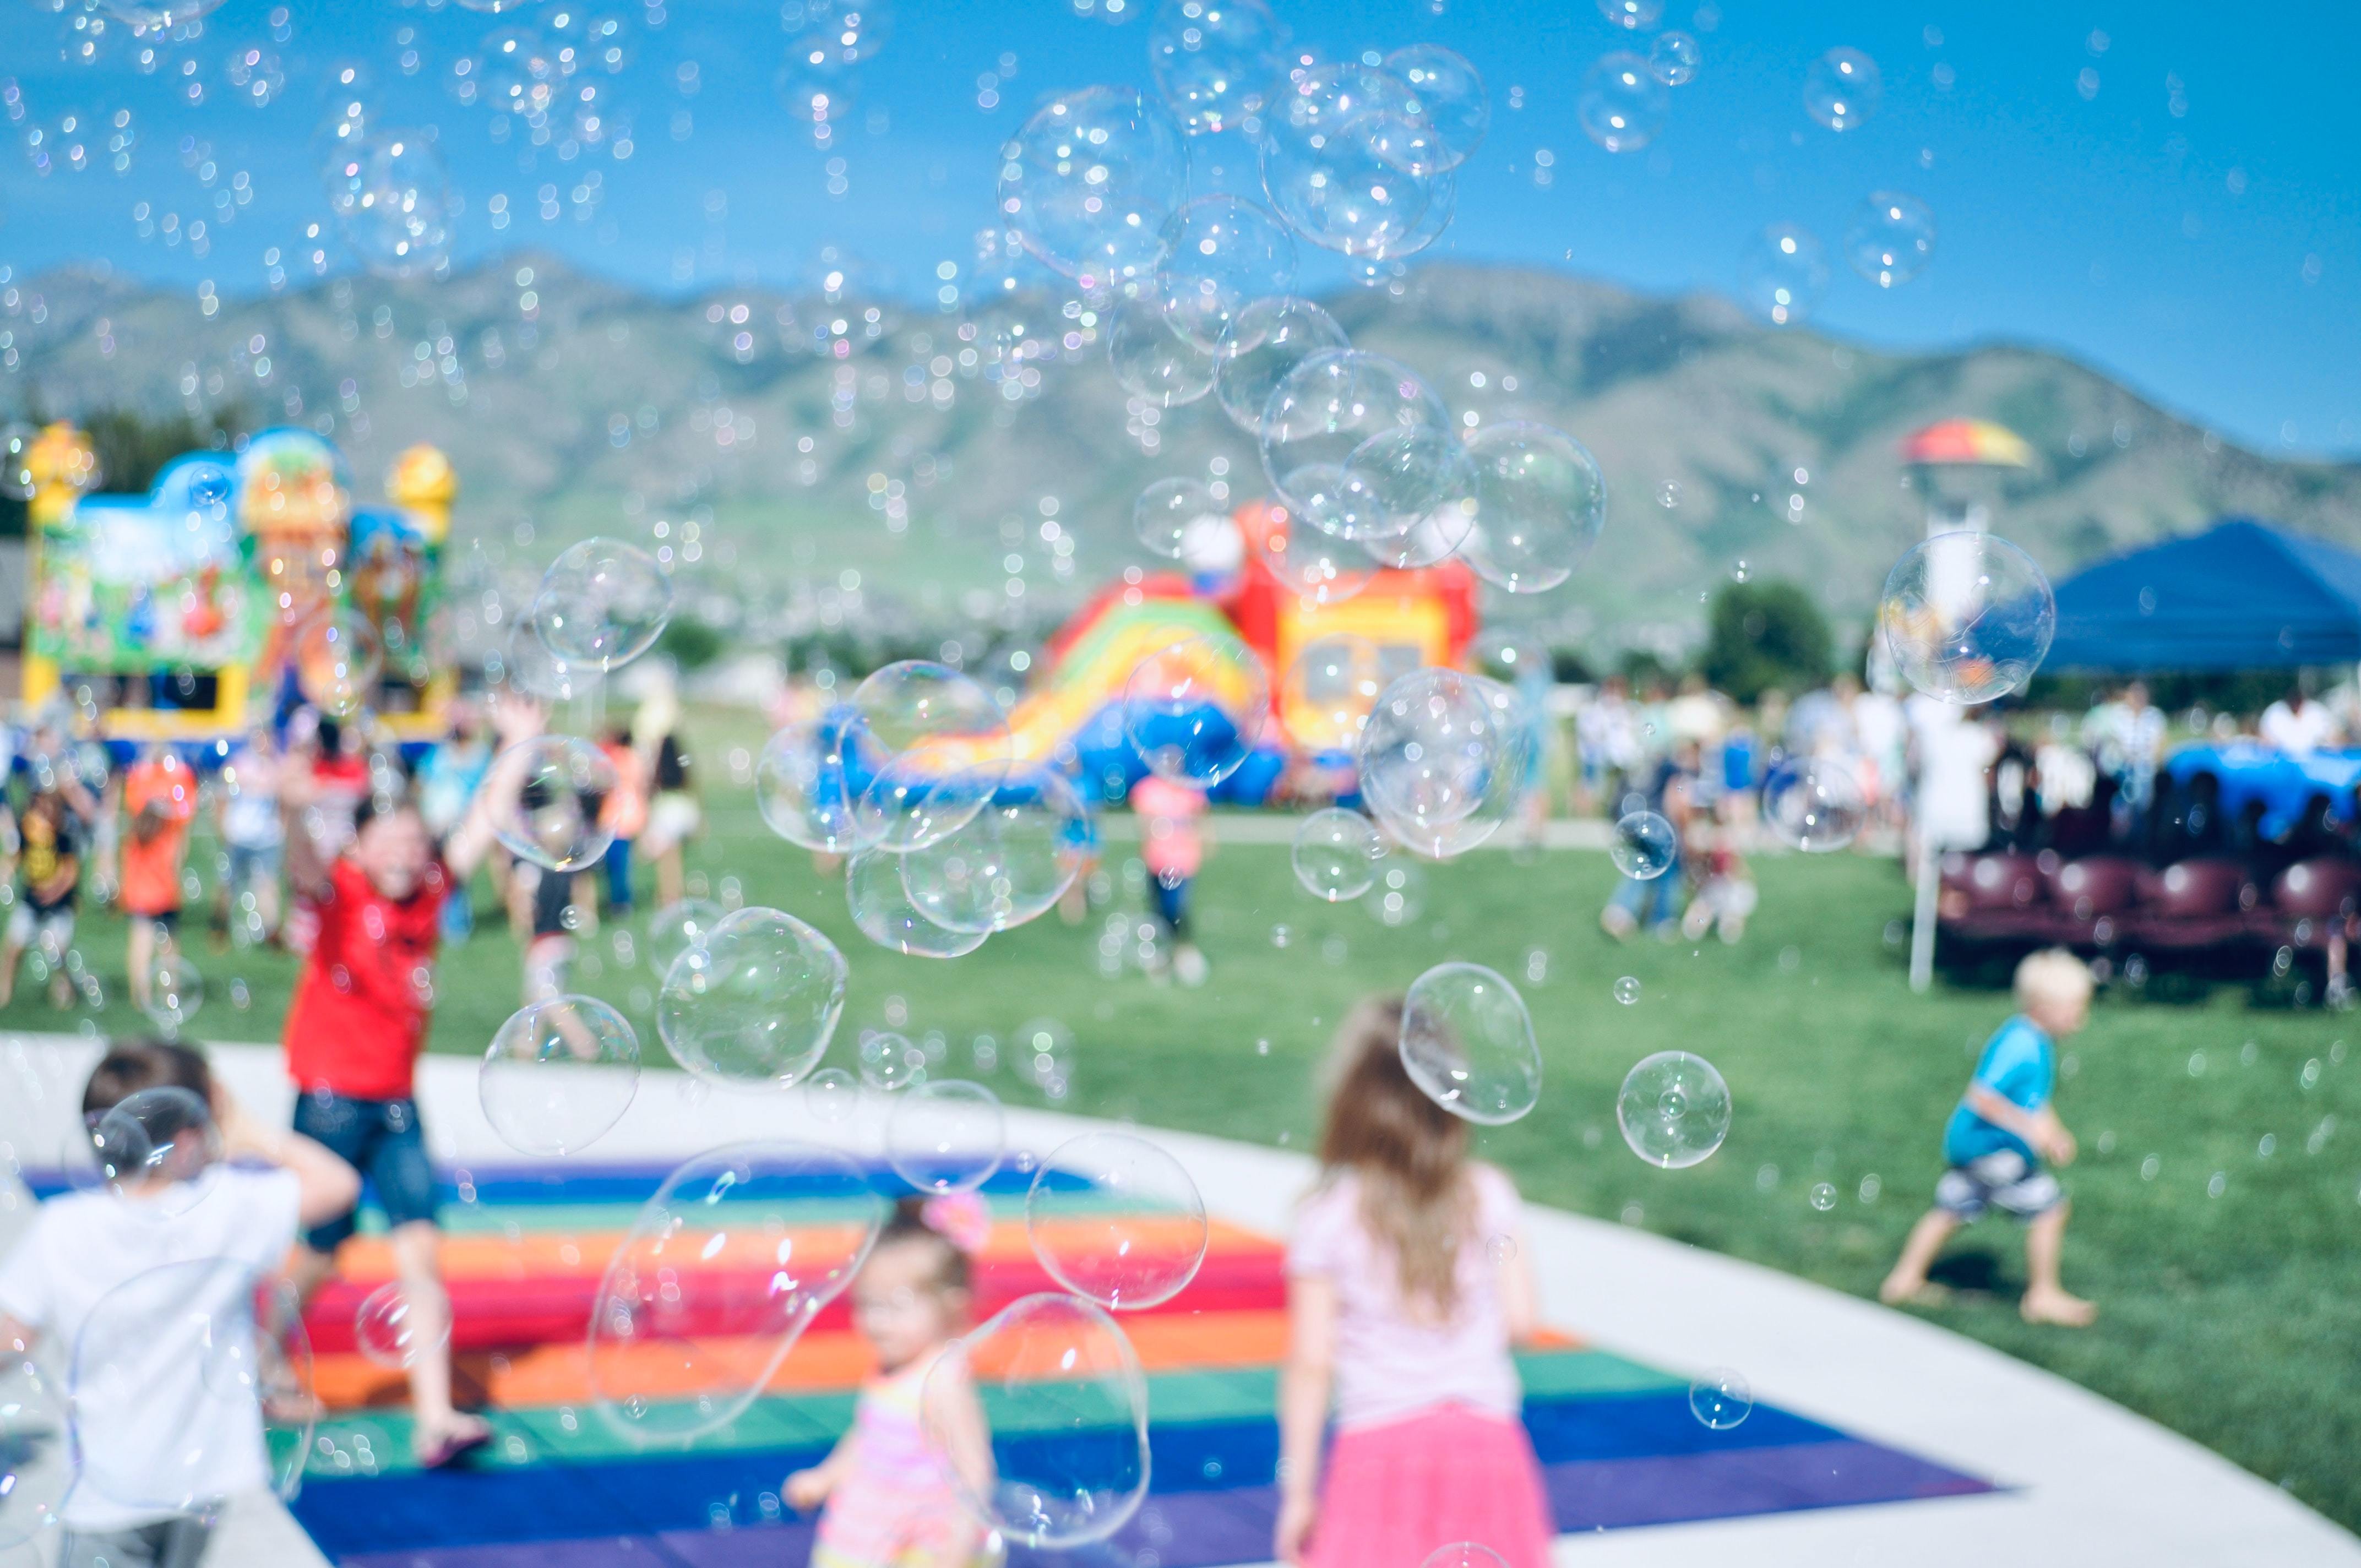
920;1191;993;1255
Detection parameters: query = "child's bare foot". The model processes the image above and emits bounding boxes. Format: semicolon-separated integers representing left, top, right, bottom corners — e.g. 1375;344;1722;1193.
2019;1287;2097;1326
414;1412;493;1467
1878;1276;1952;1308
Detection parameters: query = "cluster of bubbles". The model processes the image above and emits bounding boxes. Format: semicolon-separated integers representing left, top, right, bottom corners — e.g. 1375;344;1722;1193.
1576;0;1702;154
322;128;453;279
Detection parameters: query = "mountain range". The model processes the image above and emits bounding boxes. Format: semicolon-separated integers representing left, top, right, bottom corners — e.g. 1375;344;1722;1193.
6;253;2359;662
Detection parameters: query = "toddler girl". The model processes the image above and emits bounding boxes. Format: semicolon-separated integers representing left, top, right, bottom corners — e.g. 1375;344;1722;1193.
1276;997;1553;1568
788;1192;996;1568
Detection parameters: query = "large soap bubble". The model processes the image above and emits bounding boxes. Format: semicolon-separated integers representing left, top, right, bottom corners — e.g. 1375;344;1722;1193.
1026;1131;1209;1309
324;128;451;277
1384;45;1487;171
1148;0;1284;134
1122;633;1269;786
898;771;1095;934
1804;46;1881;132
1738;222;1827;326
1617;1050;1732;1168
500;608;587;703
1358;669;1532;853
1213;296;1350;434
1458;422;1606;594
1260;64;1438;258
479;994;641;1157
534;537;673;670
1107;291;1218;407
921;1293;1150;1549
645;896;727;977
1611;810;1678;878
1845;190;1936;287
493;735;618;872
1400;961;1541;1125
998;86;1187;287
1879;532;2055;704
848;848;991;958
293;609;383;719
841;661;1013;853
1157;196;1298;353
755;714;863;854
1261;350;1449;538
87;1085;221;1217
1578;51;1668;153
656;906;847;1088
1337;426;1478;548
1292;807;1384;901
1764;759;1867;851
1254;514;1372;607
589;1142;884;1445
1133;476;1227;559
885;1079;1006;1194
1280;633;1385;753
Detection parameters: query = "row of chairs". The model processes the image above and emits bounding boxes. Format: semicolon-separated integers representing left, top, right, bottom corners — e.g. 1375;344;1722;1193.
1935;850;2361;958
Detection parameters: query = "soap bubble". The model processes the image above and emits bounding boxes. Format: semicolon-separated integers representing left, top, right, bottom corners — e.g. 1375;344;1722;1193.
1357;493;1479;570
1157;196;1298;352
1261;350;1449;537
755;715;863;853
293;609;383;719
493;736;618;872
1595;0;1661;26
1400;961;1541;1125
1844;190;1936;287
841;661;1013;853
1617;1050;1732;1168
0;1354;64;1544
1107;292;1218;407
1134;476;1226;559
1650;31;1700;86
354;1282;444;1370
1292;808;1384;901
1689;1366;1753;1428
480;994;641;1157
1879;533;2055;704
1738;222;1828;326
138;952;205;1036
1422;1548;1509;1568
1611;810;1678;878
1281;633;1385;752
1614;975;1641;1005
0;423;37;501
1458;422;1606;594
1255;514;1373;606
1337;426;1478;549
897;772;1095;934
645;897;728;977
1260;65;1437;258
1358;669;1532;854
848;849;991;958
858;1030;928;1091
886;1079;1005;1193
1148;0;1284;134
803;1066;857;1122
87;1085;220;1211
781;0;892;72
478;27;558;116
1213;296;1350;434
1027;1131;1209;1309
67;1260;311;1518
500;608;587;703
534;537;672;670
1764;759;1867;851
1384;45;1487;172
656;906;848;1089
589;1142;884;1445
1578;52;1668;153
1015;1017;1076;1098
999;86;1187;286
1365;859;1428;927
922;1293;1150;1548
1804;47;1881;132
324;128;451;277
1122;633;1269;786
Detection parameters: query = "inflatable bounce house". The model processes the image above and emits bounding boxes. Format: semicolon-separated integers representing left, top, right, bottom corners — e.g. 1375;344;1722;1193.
15;422;458;747
1014;499;1480;803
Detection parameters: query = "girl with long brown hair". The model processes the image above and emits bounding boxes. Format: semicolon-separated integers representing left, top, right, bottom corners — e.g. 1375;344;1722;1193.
1275;995;1553;1568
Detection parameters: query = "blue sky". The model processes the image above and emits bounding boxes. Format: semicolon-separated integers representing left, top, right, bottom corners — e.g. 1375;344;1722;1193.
2;0;2355;458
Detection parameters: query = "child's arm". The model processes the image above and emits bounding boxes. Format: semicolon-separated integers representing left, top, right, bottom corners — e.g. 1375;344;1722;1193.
1963;1085;2075;1165
1274;1274;1338;1565
928;1368;998;1517
782;1429;856;1513
1497;1232;1541;1346
444;696;546;884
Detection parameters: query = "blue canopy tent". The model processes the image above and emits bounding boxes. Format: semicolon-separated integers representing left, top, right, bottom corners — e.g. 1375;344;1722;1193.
2044;517;2361;672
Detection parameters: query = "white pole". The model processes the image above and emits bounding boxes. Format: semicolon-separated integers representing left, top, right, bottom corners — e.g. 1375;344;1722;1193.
1909;832;1940;993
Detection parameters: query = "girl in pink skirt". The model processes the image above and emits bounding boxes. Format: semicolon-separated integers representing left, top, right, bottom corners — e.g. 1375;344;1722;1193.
1276;997;1553;1568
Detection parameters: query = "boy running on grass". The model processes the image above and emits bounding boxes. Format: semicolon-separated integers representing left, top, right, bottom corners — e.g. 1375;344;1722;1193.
1881;947;2098;1326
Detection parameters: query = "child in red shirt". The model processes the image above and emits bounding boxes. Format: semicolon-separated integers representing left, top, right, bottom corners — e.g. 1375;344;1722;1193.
118;745;197;1017
279;695;543;1467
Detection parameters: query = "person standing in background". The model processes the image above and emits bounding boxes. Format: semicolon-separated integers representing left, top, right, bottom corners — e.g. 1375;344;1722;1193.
598;725;651;919
118;745;197;1016
1131;772;1210;986
2260;684;2338;754
215;726;286;951
415;704;494;941
0;726;99;1008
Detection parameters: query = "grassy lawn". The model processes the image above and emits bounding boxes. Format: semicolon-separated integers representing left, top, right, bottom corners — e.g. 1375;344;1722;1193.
8;707;2358;1534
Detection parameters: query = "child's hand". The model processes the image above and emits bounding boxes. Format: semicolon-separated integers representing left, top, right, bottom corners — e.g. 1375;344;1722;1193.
784;1468;831;1512
1274;1489;1316;1564
2045;1125;2079;1167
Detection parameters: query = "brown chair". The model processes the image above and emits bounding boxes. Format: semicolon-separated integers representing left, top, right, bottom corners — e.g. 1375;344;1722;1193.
2042;856;2142;945
2263;858;2361;949
1938;851;2052;942
2124;858;2260;951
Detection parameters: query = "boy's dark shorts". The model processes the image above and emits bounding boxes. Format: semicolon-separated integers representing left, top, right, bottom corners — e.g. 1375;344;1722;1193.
292;1091;439;1250
1934;1148;2063;1222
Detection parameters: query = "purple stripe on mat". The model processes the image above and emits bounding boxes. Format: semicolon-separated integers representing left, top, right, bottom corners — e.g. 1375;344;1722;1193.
340;1525;817;1568
1545;1437;1996;1532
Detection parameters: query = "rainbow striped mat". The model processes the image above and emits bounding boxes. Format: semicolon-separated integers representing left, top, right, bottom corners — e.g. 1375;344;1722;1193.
48;1157;1996;1565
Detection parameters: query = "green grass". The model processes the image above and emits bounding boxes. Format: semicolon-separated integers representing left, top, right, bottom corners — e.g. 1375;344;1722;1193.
10;710;2360;1535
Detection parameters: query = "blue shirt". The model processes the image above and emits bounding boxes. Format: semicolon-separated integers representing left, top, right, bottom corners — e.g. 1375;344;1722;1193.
1943;1015;2055;1166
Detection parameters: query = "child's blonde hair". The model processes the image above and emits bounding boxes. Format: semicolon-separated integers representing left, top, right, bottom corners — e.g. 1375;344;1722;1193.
1316;996;1473;1316
2014;948;2093;1014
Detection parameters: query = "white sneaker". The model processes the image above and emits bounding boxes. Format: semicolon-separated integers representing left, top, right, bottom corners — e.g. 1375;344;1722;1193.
1174;947;1209;987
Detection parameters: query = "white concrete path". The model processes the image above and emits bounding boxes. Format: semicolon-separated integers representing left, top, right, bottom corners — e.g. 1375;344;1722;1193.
4;1036;2354;1568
